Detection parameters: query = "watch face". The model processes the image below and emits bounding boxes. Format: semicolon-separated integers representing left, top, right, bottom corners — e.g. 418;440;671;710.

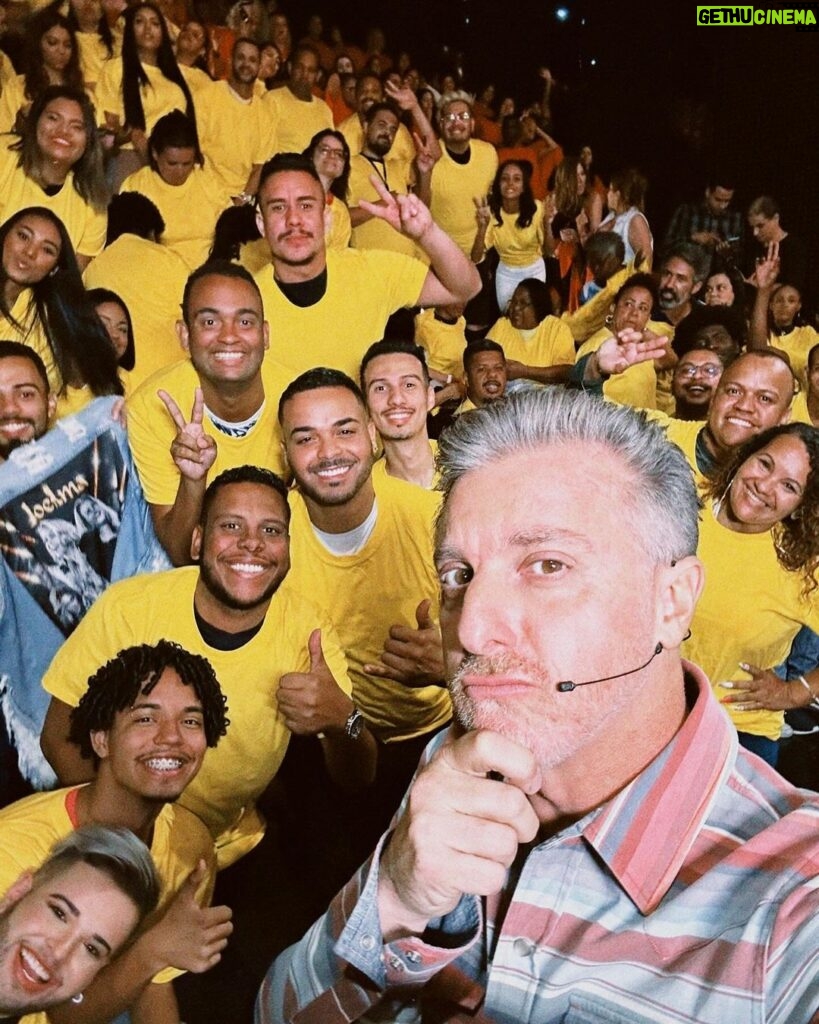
347;709;364;739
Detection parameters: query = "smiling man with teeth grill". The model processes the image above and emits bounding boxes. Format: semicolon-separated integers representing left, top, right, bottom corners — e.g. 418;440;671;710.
126;260;293;566
0;640;232;1024
0;825;159;1022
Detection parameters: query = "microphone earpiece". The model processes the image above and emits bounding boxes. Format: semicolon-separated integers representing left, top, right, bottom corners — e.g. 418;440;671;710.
555;641;664;693
654;642;663;655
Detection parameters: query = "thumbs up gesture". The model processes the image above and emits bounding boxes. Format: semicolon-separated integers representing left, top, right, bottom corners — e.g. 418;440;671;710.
277;629;354;735
364;598;446;687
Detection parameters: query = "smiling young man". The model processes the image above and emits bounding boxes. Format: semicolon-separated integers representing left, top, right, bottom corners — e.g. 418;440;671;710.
253;153;480;383
0;642;232;1024
0;825;159;1020
0;343;55;464
126;261;291;564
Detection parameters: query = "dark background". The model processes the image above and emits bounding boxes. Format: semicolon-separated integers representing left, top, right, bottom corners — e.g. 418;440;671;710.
288;0;818;264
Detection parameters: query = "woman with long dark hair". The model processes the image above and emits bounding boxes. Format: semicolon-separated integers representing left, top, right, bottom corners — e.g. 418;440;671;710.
96;2;196;185
65;0;117;95
0;86;108;269
544;153;590;312
598;167;653;269
472;158;549;313
303;128;351;250
0;207;122;416
22;9;85;112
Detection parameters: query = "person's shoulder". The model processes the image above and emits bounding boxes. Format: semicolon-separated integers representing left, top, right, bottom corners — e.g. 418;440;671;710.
375;470;440;519
99;565;197;607
128;357;196;407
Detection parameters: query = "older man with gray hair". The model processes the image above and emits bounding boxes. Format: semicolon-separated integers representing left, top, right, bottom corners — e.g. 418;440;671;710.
258;388;819;1024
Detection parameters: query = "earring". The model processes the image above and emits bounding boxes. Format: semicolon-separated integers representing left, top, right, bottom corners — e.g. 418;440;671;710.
604;313;614;328
71;993;84;1005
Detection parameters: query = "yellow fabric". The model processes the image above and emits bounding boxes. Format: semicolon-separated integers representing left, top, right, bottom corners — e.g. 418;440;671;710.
371;439;439;490
683;504;819;741
178;62;213;98
286;475;451;742
263;86;332;154
650;321;677;415
120;164;229;270
484;202;546;268
326;193;351;250
254;248;428;381
413;307;467;379
83;234;190;388
769;325;819;392
577;325;657;409
0;142;107;258
790;389;814;426
348;152;417;256
41;567;352;867
645;411;704;486
487;315;575;369
0;50;15;86
54;384;93;421
430;141;498;255
198;81;277;196
126;356;289;506
75;32;117;91
454;396;477;415
0;784;216;1004
96;59;189;147
0;289;60;393
0;71;25;134
339;113;415;164
560;264;633;344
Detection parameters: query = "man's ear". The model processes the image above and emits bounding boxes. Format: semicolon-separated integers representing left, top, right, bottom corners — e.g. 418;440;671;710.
90;729;110;761
190;523;203;561
46;391;58;422
0;871;33;915
367;418;378;454
426;383;436;413
691;279;703;297
255;207;265;238
655;555;704;650
176;319;191;354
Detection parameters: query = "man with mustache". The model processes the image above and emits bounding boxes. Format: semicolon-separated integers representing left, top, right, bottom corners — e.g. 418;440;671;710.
260;388;819;1024
0;343;55;465
253;153;480;383
655;241;711;334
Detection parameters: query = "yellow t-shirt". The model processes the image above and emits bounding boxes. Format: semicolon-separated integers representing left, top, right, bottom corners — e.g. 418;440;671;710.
348;152;417;256
254;248;428;381
0;71;25;134
126;356;289;506
0;288;60;393
263;86;333;155
120;164;229;270
769;325;819;392
286;475;451;742
96;58;190;146
326;193;351;250
371;438;439;490
82;234;190;388
413;307;467;379
178;62;213;99
0;784;216;1010
484;202;546;268
0;142;107;258
683;504;819;741
75;32;118;92
560;264;633;344
197;80;277;196
790;389;815;426
577;325;657;409
487;315;575;370
644;411;704;487
339;113;415;165
430;141;498;255
41;567;352;867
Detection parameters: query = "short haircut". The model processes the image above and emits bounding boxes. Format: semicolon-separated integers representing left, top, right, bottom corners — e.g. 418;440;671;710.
673;304;745;355
107;192;165;243
147;109;203;168
513;278;551;324
363;100;398;125
674;344;734;371
257;152;322;194
706;175;735;192
355;72;382;97
748;195;779;220
439;94;473;119
232;35;260;57
463;339;505;373
181;259;262;326
614;271;659;308
659;241;711;284
278;367;365;423
0;340;50;391
585;231;625;266
69;640;229;759
291;42;319;66
33;824;160;923
436;389;700;566
200;465;291;527
360;338;429;389
725;346;796;383
808;342;819;373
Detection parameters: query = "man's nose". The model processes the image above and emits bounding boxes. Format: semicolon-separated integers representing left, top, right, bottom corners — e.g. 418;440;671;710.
452;569;518;657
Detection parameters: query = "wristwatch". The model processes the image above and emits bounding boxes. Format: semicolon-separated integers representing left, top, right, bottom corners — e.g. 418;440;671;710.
345;706;365;740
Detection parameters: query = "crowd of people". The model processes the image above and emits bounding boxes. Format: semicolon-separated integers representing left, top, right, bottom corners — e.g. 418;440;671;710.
0;2;818;1023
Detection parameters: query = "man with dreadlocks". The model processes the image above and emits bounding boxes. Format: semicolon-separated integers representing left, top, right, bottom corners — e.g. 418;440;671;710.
0;640;233;1024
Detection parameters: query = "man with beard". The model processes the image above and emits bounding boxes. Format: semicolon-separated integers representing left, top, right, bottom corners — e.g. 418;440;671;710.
670;345;729;420
0;343;55;464
655;242;712;336
259;388;819;1024
1;642;232;1022
348;103;417;256
0;826;158;1021
196;39;278;202
262;44;332;155
339;75;414;165
456;340;508;413
360;339;437;489
126;261;291;565
279;368;450;852
253;154;480;382
40;465;374;871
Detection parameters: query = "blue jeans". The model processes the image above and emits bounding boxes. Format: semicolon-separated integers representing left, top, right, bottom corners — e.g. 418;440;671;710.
738;731;779;767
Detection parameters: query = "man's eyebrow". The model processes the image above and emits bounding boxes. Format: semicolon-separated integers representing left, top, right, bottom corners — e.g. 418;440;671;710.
130;700;204;713
192;307;259;318
367;373;425;387
509;528;594;551
289;417;360;436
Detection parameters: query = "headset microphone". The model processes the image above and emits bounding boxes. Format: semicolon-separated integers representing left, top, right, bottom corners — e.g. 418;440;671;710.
556;642;664;692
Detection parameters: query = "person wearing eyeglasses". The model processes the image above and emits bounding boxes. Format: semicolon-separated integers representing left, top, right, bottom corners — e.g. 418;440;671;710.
303;128;352;251
671;346;730;420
